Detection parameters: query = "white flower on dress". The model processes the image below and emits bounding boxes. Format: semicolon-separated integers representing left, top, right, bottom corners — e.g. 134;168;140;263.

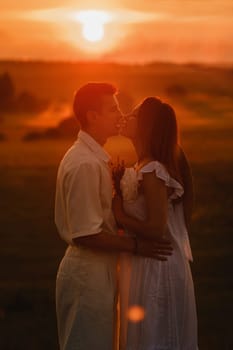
120;168;138;201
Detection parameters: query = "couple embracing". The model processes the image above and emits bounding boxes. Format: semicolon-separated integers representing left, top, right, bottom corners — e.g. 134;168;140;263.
55;82;198;350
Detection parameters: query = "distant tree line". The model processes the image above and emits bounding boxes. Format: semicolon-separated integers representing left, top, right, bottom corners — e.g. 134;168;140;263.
22;116;79;141
0;72;49;114
22;89;135;142
0;132;6;141
0;72;135;142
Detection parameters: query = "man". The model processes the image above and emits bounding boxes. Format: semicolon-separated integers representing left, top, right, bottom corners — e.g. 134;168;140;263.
55;82;172;350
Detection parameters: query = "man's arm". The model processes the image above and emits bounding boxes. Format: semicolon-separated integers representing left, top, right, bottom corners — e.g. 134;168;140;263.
73;232;172;261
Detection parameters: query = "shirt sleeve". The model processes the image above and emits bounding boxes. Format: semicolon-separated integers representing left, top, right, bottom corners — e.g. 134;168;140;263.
64;161;104;239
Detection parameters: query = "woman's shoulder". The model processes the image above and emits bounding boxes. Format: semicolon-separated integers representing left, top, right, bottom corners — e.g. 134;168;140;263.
137;159;166;174
138;159;184;199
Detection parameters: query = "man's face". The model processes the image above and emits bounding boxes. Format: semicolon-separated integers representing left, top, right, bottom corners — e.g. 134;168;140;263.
97;94;122;138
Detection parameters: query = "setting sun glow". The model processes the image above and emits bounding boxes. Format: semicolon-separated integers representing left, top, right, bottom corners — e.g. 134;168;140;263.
76;10;111;42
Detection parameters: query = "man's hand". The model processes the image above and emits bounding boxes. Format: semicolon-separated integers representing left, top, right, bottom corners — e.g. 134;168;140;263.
137;237;173;261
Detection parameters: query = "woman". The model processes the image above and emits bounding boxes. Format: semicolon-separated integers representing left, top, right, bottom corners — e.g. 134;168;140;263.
113;97;198;349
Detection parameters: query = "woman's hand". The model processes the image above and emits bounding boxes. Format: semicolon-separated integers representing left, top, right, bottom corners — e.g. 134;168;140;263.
112;195;125;225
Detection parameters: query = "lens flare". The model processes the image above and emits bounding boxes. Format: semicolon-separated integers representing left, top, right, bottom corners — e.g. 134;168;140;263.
127;305;145;322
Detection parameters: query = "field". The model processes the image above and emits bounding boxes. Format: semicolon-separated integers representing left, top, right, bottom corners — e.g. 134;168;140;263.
0;61;233;349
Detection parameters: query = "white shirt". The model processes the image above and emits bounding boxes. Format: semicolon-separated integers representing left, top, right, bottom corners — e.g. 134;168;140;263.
55;130;117;245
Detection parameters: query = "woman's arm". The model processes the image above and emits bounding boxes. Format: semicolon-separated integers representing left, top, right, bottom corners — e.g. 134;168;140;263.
113;172;168;240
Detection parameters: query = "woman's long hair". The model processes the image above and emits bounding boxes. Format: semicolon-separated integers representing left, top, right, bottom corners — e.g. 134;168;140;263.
137;97;182;184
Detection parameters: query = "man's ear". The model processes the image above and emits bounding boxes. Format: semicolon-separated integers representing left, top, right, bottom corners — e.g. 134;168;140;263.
86;110;98;124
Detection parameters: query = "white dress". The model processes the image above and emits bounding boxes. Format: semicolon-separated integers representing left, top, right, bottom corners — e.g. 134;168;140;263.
119;161;198;350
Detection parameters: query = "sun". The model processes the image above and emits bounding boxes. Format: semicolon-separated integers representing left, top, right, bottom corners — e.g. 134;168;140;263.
82;22;104;42
76;10;111;42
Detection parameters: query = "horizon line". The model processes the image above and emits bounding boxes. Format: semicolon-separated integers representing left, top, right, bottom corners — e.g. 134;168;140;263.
0;58;232;68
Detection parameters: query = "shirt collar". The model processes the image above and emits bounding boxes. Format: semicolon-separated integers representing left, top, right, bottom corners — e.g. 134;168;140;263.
77;130;111;163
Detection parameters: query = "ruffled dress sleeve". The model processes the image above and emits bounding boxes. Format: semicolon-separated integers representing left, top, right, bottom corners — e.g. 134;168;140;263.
137;161;184;200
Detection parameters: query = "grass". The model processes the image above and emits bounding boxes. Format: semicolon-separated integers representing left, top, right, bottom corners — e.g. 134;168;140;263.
190;162;233;349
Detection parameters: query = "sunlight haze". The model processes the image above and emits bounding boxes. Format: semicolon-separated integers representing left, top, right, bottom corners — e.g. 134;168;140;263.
1;0;232;63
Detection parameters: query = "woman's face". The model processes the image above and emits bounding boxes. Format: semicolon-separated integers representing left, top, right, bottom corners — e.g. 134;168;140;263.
120;106;139;139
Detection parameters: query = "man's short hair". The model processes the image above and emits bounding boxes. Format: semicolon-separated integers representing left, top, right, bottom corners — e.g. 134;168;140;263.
73;82;117;127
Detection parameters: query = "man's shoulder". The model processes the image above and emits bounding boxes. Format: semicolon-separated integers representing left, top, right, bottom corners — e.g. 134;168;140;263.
59;143;100;174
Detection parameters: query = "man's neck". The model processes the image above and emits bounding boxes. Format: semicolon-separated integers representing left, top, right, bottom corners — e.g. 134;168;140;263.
81;128;107;146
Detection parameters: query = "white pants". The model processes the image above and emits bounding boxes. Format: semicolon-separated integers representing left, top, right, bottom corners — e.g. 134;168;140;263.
56;245;118;350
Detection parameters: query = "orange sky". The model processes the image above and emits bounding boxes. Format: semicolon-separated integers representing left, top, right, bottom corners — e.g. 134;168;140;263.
1;0;233;63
